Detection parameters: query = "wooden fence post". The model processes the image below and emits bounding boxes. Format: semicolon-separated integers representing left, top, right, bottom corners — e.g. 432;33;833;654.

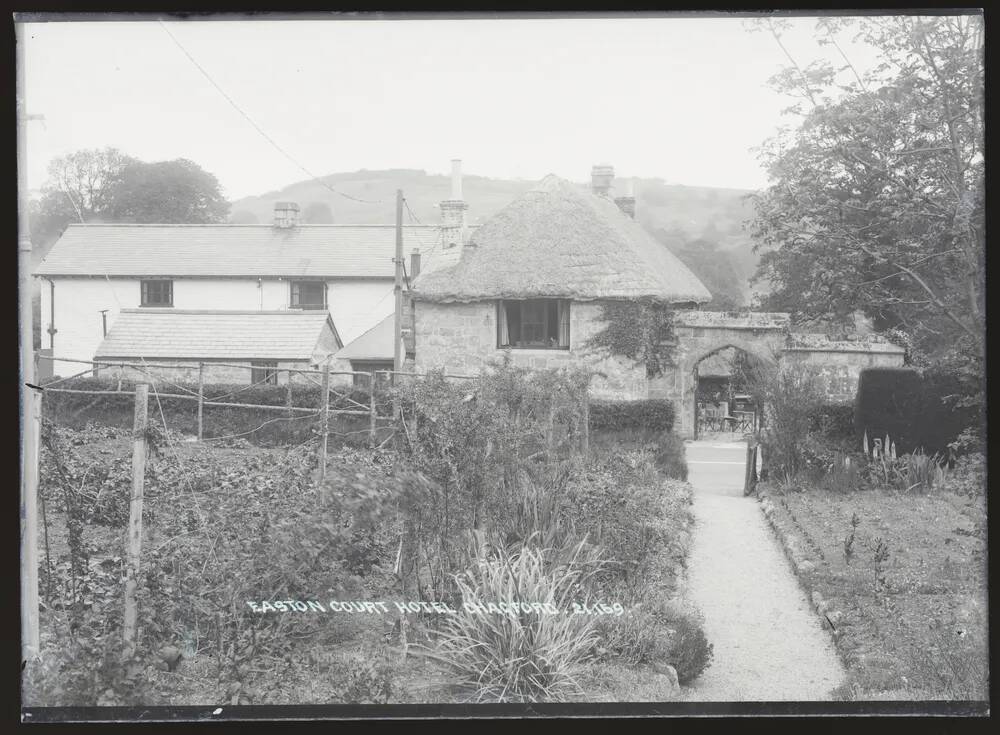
286;372;293;419
743;435;757;496
197;362;204;441
580;391;590;454
369;372;377;448
317;362;330;497
123;383;148;660
20;386;41;662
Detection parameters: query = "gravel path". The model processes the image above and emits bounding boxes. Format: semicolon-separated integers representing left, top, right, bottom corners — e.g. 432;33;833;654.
679;441;845;701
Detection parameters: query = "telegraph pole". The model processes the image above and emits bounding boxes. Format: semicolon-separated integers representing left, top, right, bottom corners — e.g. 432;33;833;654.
394;189;403;374
393;190;404;423
17;21;40;663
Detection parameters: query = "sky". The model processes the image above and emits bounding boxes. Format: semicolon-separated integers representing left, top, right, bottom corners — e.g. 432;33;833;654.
19;14;887;201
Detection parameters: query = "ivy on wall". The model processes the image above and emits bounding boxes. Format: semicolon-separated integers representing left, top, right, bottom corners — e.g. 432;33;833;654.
584;299;677;378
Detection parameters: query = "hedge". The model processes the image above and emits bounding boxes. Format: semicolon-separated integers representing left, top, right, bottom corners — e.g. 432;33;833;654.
809;403;855;441
854;367;977;456
588;399;675;433
42;377;389;446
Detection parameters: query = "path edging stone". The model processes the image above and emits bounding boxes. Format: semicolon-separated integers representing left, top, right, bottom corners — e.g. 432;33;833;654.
757;490;843;642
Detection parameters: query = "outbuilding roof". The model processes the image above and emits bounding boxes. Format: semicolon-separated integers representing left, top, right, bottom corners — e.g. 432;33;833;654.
413;175;712;303
35;224;442;278
333;313;394;362
95;309;341;360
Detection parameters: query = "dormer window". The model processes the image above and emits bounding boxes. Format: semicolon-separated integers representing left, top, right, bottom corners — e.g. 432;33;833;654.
290;281;327;310
140;280;173;307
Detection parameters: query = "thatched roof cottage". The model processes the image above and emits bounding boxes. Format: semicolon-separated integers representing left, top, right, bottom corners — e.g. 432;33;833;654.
409;166;713;399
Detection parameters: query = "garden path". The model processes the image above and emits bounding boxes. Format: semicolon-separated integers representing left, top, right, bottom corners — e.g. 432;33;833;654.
678;440;845;701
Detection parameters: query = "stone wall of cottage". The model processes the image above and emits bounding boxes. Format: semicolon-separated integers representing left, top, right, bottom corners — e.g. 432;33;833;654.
413;299;649;400
413;303;908;437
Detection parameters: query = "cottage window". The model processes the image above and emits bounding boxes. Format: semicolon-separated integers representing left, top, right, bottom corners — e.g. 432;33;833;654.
140;280;173;307
497;299;570;349
250;361;279;385
290;281;327;309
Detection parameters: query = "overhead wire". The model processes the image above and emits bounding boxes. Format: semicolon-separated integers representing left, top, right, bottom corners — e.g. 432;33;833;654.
157;20;382;206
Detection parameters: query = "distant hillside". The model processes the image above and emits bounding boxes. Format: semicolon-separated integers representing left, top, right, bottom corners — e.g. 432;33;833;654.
230;169;762;307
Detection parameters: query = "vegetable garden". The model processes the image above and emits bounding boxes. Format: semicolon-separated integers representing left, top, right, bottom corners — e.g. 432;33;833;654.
23;360;711;706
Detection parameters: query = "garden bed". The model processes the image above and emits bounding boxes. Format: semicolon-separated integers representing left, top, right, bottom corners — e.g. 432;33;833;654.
26;415;704;706
756;462;987;701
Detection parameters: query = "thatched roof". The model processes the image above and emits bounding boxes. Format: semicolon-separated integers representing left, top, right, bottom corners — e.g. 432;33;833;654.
413;175;712;303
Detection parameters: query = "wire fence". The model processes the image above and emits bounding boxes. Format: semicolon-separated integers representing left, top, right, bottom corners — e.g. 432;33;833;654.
28;353;489;702
36;354;478;449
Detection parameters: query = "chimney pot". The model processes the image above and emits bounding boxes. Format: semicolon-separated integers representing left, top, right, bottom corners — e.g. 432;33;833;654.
591;164;614;197
273;201;300;228
451;159;463;200
440;159;468;245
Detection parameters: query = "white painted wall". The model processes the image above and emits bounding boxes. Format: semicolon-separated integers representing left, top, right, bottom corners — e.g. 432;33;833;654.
327;281;396;344
39;276;397;376
41;277;137;376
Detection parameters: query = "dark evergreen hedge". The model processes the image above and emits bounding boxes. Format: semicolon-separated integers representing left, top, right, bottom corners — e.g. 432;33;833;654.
855;368;923;452
854;367;974;455
588;399;675;432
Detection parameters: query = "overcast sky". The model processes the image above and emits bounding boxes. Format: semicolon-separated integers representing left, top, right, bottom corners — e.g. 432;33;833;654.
20;14;886;200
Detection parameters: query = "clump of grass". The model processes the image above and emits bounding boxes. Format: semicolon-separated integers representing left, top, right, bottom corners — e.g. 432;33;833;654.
419;533;605;703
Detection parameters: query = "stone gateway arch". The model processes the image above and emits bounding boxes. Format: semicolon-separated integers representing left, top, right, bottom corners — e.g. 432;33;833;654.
648;311;907;439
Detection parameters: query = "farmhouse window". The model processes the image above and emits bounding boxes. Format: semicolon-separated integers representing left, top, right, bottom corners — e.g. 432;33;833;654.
497;299;570;349
250;361;279;385
290;281;327;309
140;280;173;307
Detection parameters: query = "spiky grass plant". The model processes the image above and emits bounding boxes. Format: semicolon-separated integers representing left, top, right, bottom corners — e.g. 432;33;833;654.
862;429;948;491
899;450;948;491
417;532;606;703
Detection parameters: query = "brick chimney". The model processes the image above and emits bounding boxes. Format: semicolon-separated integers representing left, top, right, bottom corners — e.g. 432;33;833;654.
273;201;300;228
615;178;637;219
440;159;468;249
410;248;421;279
591;164;614;197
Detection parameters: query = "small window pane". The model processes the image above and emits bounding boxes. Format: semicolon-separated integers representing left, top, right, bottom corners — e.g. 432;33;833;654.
141;280;172;307
291;281;326;308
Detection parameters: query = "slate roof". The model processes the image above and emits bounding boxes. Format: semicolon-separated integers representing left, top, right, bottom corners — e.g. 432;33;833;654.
333;314;394;362
95;309;340;360
35;224;443;278
413;175;712;303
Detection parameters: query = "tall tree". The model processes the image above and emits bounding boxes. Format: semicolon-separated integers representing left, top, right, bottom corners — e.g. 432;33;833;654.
44;146;137;220
748;16;984;360
302;201;334;224
108;159;230;223
30;147;137;251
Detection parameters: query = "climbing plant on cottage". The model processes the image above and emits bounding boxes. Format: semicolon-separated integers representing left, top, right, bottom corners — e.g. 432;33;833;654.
585;298;677;377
